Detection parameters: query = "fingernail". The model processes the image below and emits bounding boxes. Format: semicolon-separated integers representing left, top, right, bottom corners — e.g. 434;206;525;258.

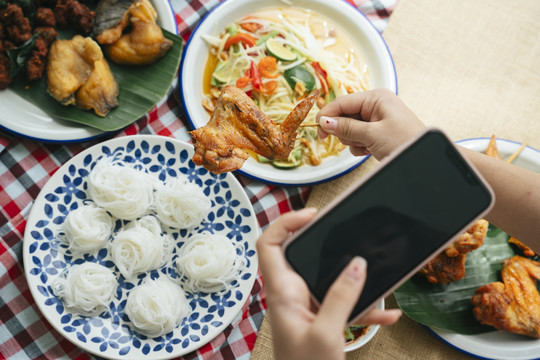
345;256;367;282
320;116;337;132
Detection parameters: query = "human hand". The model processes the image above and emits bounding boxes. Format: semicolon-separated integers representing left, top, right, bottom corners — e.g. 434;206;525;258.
257;208;402;360
316;88;425;160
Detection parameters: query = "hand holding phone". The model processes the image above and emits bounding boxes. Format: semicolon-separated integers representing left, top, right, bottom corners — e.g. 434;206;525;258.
256;208;402;360
283;128;494;324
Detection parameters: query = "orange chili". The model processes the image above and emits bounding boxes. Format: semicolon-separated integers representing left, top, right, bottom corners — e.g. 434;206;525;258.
258;56;279;79
224;33;257;50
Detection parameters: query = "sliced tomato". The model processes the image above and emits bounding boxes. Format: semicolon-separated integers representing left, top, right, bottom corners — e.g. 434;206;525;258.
224;33;257;50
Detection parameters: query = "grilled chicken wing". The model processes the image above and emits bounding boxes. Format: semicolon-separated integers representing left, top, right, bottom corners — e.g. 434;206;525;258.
418;219;489;284
190;86;318;174
471;255;540;338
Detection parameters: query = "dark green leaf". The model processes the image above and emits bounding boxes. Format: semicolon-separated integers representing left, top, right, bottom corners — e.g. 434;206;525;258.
9;29;183;131
394;225;540;334
7;32;39;78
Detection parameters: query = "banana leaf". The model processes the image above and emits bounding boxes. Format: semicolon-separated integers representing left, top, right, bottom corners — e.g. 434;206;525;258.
394;225;540;334
8;29;183;132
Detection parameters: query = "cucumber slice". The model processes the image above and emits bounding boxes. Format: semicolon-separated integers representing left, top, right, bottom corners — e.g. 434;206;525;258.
284;65;316;91
271;149;302;168
266;38;296;61
272;159;301;169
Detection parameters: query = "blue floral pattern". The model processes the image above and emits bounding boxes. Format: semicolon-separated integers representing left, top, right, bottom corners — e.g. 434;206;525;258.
24;136;259;359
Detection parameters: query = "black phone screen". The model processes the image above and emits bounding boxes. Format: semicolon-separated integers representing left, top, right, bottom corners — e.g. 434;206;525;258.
284;129;493;321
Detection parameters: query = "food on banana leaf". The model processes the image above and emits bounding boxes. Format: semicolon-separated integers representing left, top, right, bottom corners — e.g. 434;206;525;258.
46;35;119;117
418;219;489;284
471;255;540;339
94;0;172;65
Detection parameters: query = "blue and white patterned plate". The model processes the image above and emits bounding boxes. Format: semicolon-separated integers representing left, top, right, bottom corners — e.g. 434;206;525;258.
23;135;260;359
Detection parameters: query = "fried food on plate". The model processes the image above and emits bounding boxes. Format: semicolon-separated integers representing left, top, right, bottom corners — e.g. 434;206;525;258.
485;134;502;160
472;255;540;338
46;35;119;117
418;219;489;284
94;0;172;65
190;86;318;174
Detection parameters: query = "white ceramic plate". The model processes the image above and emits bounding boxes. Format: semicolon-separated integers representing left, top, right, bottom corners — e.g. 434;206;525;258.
179;0;397;185
429;137;540;360
344;299;384;352
0;0;178;143
23;135;260;359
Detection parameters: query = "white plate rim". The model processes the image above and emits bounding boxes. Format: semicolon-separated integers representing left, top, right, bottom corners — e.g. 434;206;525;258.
0;0;179;143
179;0;397;185
23;135;260;359
428;137;540;360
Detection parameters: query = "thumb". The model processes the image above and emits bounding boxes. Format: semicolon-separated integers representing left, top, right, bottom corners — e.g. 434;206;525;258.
319;116;372;144
314;257;367;334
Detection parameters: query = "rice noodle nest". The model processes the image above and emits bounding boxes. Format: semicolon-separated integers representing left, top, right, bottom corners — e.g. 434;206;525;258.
153;178;211;229
87;157;155;220
125;277;190;338
52;262;117;317
62;202;114;254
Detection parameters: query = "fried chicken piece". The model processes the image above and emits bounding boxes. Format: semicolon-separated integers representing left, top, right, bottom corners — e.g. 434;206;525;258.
418;219;489;284
445;219;489;257
471;255;540;338
54;0;94;34
47;35;119;116
190;86;318;174
24;28;58;82
95;0;172;65
35;7;57;27
509;236;536;257
2;4;32;45
418;252;468;285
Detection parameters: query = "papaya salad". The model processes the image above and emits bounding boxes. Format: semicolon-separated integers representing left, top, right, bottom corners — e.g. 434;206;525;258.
201;8;370;168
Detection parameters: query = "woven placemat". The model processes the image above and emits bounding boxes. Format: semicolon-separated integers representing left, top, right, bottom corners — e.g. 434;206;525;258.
251;0;540;358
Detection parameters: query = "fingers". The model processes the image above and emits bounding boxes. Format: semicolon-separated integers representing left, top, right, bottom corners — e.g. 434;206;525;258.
319;115;375;145
257;208;317;285
314;257;367;335
358;308;402;326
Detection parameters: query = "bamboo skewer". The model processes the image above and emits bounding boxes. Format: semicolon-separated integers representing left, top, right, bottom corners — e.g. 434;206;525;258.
506;143;527;164
298;123;320;127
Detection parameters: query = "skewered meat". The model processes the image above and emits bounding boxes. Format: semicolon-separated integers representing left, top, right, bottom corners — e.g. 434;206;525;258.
190;86;318;174
472;255;540;338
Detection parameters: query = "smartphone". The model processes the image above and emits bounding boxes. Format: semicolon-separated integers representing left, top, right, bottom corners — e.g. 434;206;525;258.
283;128;495;324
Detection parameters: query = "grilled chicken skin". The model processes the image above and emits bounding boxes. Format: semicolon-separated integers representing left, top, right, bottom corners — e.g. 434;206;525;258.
190;86;318;174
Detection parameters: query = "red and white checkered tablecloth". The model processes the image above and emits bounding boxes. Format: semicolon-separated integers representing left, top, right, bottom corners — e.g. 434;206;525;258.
0;0;396;359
